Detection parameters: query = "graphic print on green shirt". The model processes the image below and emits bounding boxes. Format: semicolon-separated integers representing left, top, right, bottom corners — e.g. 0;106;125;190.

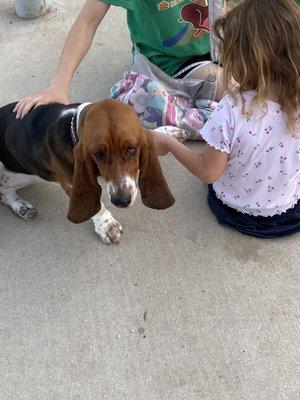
101;0;212;75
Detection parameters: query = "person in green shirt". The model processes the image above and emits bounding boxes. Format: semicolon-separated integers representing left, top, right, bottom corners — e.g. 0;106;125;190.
101;0;213;76
14;0;228;118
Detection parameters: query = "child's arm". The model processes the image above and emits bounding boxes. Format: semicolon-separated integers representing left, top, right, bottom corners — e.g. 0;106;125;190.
152;132;228;184
14;0;110;119
152;95;235;183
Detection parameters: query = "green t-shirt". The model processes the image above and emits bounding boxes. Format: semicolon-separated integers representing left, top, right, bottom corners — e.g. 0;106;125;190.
102;0;214;75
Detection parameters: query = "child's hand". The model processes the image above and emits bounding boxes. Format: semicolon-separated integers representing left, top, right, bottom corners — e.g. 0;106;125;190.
151;131;171;156
151;126;186;156
153;126;186;142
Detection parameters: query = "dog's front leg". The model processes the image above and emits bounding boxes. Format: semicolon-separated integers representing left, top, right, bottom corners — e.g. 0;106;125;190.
92;203;123;244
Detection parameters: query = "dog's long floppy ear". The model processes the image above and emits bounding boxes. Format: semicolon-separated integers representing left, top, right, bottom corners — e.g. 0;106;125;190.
138;130;175;209
67;142;102;223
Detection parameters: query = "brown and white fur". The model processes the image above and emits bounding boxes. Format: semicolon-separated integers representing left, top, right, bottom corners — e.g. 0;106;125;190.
0;99;184;244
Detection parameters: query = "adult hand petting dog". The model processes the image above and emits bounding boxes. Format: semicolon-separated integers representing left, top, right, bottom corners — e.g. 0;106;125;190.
13;86;69;119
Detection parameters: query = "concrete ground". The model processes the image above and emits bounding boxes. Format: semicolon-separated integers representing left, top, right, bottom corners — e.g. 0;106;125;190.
0;1;299;399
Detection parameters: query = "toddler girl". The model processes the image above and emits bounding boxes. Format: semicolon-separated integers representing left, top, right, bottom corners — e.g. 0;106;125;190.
153;0;300;237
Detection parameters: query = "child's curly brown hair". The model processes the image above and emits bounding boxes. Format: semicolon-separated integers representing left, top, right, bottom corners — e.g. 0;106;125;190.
214;0;300;130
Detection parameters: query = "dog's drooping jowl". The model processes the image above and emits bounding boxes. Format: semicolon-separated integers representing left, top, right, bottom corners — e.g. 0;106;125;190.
0;99;181;244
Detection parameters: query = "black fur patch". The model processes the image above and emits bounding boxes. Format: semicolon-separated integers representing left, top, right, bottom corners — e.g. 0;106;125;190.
0;102;80;180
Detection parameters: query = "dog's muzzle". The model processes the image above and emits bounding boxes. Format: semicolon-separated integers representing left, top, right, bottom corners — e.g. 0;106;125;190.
107;175;138;208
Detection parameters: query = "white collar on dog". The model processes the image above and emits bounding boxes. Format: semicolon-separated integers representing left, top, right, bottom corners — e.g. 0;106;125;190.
71;102;92;146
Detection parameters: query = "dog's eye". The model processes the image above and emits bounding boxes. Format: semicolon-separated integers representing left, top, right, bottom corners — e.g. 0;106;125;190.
126;147;136;156
94;151;106;161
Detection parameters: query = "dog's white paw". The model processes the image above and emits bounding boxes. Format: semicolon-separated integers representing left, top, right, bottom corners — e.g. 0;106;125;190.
154;126;187;141
17;203;39;220
92;207;123;245
10;199;38;221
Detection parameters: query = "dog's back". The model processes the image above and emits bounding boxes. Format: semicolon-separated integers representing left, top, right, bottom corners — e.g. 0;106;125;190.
0;102;23;172
0;103;72;178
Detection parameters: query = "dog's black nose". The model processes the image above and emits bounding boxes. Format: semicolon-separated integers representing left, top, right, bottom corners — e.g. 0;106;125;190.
111;195;131;208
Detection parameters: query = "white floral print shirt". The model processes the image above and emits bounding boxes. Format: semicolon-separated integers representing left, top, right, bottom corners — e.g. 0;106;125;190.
201;91;300;217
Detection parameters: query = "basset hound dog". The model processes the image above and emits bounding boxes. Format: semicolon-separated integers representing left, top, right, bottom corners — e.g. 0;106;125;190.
0;99;183;244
